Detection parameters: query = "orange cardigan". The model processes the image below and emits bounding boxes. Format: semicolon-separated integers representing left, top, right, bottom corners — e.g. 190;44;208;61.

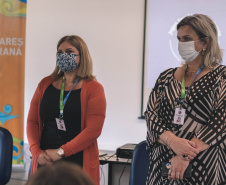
27;76;106;185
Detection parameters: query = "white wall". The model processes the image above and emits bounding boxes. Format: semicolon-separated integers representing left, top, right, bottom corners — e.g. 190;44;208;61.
24;0;146;151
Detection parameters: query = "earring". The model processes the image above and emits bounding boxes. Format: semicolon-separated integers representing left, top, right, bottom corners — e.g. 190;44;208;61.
202;48;206;56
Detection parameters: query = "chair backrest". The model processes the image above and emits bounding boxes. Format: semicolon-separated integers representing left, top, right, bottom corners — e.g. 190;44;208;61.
129;141;150;185
0;127;13;185
28;157;32;177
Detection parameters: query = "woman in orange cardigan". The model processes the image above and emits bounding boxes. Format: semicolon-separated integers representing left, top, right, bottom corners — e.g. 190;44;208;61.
27;35;106;185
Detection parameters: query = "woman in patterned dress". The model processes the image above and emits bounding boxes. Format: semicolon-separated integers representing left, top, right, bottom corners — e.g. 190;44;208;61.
145;14;225;185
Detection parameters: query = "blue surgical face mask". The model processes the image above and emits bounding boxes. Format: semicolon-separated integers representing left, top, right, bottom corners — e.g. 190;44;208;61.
56;52;78;73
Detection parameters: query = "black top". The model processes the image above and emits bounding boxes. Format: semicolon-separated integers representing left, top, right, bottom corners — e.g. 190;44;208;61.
39;84;83;167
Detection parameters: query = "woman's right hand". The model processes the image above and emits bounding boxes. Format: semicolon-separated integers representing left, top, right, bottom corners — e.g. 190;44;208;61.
37;151;52;165
170;136;199;160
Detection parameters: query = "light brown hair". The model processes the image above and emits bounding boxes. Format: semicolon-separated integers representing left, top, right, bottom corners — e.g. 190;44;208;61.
51;35;95;81
177;14;223;68
25;162;95;185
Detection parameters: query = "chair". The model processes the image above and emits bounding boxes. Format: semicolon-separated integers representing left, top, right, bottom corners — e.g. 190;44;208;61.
0;127;13;185
129;141;150;185
28;157;32;177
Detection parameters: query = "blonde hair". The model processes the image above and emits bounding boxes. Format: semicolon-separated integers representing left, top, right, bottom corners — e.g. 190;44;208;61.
51;35;95;81
177;14;223;68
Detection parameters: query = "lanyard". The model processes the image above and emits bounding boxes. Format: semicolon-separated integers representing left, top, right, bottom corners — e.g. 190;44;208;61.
181;65;204;100
59;77;80;118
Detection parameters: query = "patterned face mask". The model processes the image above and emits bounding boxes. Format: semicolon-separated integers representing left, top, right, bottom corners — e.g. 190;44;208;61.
56;52;78;73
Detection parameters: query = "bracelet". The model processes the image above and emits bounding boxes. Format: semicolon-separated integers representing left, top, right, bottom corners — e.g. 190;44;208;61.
164;135;171;146
167;135;176;148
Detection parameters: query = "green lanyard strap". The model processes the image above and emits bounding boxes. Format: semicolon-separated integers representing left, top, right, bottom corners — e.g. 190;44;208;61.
181;75;185;99
59;77;65;118
180;65;204;102
59;77;80;118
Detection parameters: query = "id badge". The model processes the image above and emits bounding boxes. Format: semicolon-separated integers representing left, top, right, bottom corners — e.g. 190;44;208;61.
173;107;185;125
56;118;66;131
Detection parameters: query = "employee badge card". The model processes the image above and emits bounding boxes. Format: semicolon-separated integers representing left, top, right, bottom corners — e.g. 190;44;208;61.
173;108;185;125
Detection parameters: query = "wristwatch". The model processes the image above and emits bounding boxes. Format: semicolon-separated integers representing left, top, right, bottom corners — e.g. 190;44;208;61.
57;148;65;158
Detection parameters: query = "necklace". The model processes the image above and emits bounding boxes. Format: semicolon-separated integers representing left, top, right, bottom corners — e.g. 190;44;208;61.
186;70;196;73
185;65;200;77
185;65;193;77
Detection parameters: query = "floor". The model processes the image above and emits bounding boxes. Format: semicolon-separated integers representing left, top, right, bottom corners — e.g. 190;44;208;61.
7;170;28;185
6;164;29;185
6;144;31;185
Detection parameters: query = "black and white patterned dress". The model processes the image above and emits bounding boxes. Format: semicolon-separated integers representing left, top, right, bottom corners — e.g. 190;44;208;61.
145;65;226;185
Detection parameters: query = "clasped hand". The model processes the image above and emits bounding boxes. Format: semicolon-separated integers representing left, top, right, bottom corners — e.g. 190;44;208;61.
168;155;189;181
170;137;199;160
37;149;62;165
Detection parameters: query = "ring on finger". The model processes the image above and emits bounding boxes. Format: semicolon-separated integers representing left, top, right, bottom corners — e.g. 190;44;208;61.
183;154;189;159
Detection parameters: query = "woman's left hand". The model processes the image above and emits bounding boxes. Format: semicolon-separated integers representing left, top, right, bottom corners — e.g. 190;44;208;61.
45;149;62;161
168;155;189;181
190;137;209;152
